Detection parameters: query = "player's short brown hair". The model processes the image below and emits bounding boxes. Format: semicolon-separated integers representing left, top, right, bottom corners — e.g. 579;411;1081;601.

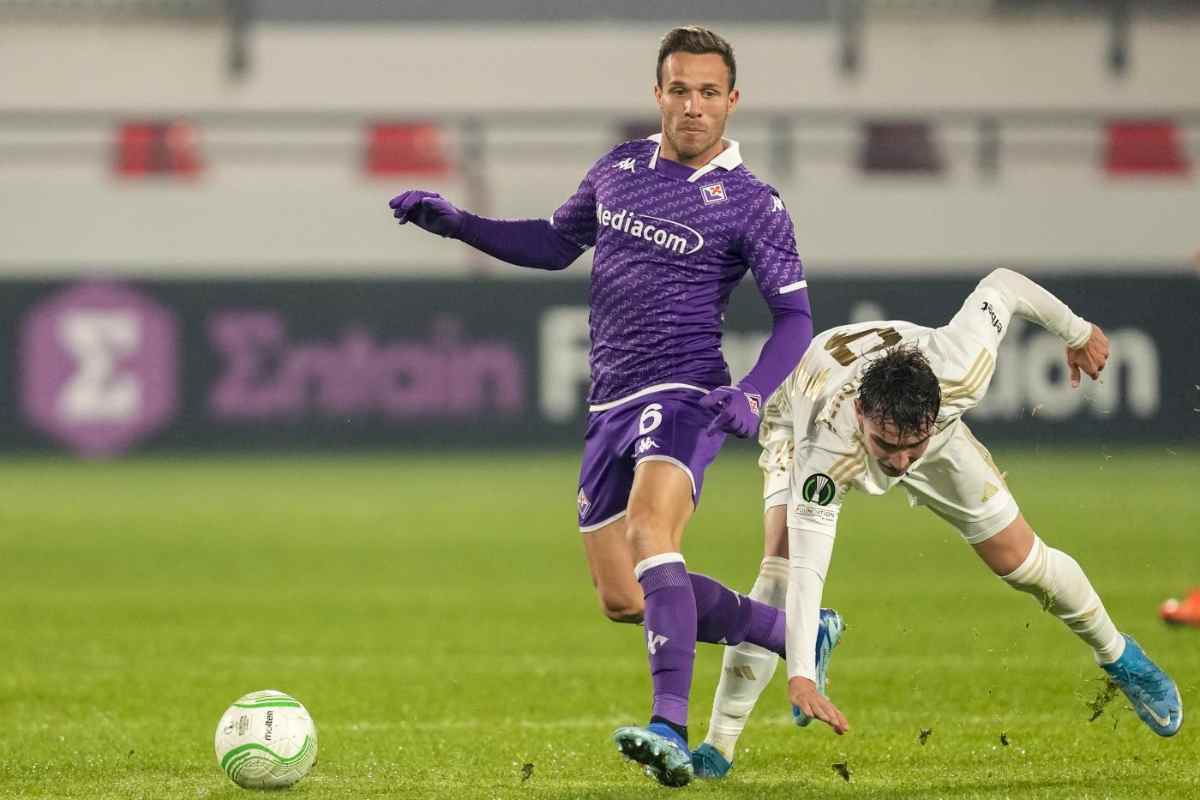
656;26;736;90
858;346;942;439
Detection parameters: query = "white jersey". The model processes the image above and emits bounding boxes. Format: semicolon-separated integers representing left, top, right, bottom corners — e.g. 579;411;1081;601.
768;269;1093;681
779;307;1003;511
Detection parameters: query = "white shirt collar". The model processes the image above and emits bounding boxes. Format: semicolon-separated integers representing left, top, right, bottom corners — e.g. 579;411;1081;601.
646;133;742;182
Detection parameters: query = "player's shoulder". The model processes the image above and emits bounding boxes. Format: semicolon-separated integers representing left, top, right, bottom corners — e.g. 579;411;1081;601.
782;351;861;449
594;138;658;168
717;159;773;193
795;409;863;476
727;166;788;212
728;165;774;193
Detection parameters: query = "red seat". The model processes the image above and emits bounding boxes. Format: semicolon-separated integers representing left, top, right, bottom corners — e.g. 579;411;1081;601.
116;121;202;177
1105;119;1190;176
366;122;450;177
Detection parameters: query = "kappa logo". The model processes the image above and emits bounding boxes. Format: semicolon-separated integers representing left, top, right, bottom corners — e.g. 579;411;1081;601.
614;157;636;173
647;630;670;655
634;436;660;457
577;488;591;518
700;182;727;205
595;201;704;255
771;195;785;212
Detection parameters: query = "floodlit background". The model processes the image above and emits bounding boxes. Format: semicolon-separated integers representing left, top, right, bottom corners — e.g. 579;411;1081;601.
0;2;1198;798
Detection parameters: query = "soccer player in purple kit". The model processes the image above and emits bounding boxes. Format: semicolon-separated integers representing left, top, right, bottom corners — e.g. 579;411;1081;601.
388;27;821;786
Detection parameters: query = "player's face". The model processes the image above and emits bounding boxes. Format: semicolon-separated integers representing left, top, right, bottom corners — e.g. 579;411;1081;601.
654;52;739;167
855;404;933;478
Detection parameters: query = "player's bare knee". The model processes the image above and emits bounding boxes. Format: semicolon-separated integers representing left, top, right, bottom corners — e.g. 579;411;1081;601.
598;591;644;624
974;513;1035;576
985;539;1032;577
624;505;673;554
624;501;660;533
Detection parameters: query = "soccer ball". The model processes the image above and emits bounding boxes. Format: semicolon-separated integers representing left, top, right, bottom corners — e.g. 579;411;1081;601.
214;690;318;789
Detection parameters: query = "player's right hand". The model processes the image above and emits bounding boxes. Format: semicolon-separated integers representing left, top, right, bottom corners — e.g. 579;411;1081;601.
1066;323;1109;388
388;190;465;238
788;676;849;735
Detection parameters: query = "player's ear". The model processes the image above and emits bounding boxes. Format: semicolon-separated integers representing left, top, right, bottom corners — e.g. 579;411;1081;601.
727;87;740;112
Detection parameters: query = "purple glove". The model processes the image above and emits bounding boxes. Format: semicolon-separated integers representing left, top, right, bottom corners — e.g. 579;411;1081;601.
388;190;464;238
701;383;763;439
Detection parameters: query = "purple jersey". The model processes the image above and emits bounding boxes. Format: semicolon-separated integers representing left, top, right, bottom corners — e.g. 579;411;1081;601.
551;136;806;405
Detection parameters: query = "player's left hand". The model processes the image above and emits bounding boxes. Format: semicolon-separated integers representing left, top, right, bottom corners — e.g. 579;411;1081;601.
1066;323;1109;388
701;384;762;439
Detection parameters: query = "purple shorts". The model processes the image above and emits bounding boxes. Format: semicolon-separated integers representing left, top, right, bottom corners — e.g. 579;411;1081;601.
576;389;726;532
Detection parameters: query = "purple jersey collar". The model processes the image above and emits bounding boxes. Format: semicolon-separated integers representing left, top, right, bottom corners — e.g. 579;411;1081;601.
646;133;743;183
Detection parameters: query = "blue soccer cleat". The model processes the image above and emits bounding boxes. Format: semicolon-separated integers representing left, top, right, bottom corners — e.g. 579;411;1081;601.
691;742;732;780
613;722;693;787
793;608;846;727
1100;635;1183;737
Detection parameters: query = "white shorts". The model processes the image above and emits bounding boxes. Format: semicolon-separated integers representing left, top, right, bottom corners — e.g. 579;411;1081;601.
760;414;1018;544
899;422;1020;545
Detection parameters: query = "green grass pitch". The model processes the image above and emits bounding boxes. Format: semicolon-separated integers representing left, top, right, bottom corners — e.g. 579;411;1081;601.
1;447;1197;799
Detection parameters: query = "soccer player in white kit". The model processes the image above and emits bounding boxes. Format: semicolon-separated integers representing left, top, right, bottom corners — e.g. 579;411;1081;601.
692;268;1183;778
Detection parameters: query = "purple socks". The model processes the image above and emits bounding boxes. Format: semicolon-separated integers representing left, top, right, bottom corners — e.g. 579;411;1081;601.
637;557;697;728
636;558;788;730
690;572;786;657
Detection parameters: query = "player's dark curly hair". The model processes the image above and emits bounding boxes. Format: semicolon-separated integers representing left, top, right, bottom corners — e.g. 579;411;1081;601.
657;26;736;90
858;346;941;439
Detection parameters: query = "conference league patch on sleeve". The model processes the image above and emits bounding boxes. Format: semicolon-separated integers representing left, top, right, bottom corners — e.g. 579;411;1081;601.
789;471;841;530
801;472;837;506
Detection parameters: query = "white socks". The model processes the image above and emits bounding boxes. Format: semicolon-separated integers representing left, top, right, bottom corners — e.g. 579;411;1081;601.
702;535;1125;763
703;557;788;760
1001;535;1125;664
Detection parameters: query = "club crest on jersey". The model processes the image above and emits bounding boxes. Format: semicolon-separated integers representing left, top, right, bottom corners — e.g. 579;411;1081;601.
801;473;837;506
614;157;636;173
699;182;727;205
745;392;762;416
577;488;591;518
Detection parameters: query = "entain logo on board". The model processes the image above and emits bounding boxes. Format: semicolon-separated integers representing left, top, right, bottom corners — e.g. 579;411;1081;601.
208;313;526;419
20;282;178;457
